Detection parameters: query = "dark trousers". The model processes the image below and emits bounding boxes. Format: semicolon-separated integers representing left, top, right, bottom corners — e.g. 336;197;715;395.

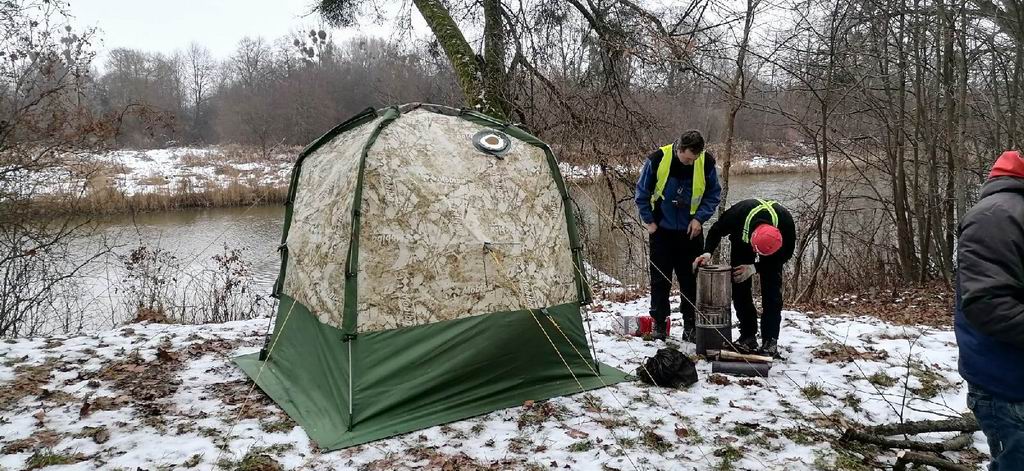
730;243;784;340
968;384;1024;470
649;228;704;327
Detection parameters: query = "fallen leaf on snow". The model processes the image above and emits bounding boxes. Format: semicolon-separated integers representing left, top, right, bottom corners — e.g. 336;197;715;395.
565;427;589;439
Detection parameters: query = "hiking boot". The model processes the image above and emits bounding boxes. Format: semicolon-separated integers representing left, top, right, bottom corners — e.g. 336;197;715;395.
733;334;758;353
652;320;668;341
760;338;780;358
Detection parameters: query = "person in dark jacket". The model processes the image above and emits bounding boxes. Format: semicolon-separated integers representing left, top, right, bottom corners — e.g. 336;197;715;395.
635;130;722;341
956;150;1024;469
694;199;796;355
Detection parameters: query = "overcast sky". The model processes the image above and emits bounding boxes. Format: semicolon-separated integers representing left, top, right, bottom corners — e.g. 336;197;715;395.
67;0;391;65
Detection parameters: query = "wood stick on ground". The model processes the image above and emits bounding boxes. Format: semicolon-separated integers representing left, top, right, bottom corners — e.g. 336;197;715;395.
706;349;774;364
893;450;973;471
843;429;974;453
859;414;979;437
940;432;974;451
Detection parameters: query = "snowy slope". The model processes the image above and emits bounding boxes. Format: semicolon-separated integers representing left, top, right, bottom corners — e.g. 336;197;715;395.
19;147;295;198
0;297;984;470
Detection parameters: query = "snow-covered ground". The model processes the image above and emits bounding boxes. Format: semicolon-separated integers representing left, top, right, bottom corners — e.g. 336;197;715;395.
0;294;982;470
23;147;295;198
92;148;293;196
742;154;818;171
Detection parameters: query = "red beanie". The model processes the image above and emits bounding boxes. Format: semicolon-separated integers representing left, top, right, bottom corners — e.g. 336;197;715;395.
990;150;1024;179
751;224;783;256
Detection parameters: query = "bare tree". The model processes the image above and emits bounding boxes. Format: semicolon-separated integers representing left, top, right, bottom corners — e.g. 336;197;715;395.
0;0;112;337
319;0;511;118
182;42;217;143
719;0;761;213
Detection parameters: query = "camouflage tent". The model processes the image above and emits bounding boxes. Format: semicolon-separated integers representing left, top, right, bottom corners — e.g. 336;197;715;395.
234;104;627;450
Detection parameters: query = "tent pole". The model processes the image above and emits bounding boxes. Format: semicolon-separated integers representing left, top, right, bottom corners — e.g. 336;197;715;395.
348;340;353;423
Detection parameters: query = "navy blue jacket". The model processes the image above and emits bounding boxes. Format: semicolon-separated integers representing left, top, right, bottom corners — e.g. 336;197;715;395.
955;175;1024;402
634;148;722;231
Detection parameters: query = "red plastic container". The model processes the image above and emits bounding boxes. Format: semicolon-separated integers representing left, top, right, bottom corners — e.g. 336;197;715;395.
635;316;670;337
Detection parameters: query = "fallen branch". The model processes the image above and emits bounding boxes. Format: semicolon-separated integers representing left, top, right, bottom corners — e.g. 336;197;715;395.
857;414;978;437
843;430;973;453
893;450;973;471
941;432;974;451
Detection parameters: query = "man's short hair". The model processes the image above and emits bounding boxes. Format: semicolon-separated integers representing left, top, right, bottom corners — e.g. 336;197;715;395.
677;130;705;154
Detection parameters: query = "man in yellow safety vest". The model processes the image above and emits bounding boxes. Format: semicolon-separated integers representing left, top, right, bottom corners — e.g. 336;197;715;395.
694;198;796;356
635;130;722;341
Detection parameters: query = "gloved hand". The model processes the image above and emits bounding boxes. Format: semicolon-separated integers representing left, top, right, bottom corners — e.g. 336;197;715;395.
692;252;712;272
732;264;756;283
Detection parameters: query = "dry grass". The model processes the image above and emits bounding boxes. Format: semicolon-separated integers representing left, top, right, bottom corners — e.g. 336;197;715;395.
138;175;169;186
31;183;287;215
213;164;241;177
178;153;209;168
218;144;300;164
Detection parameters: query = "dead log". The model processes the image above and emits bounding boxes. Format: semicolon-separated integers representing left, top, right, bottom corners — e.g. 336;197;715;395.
893;451;973;471
857;414;978;437
843;430;973;453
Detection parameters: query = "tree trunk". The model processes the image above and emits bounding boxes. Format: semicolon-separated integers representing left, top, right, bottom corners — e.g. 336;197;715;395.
913;0;930;282
412;0;506;119
892;0;918;280
937;0;954;280
940;0;956;281
955;3;969;218
719;0;758;216
481;0;509;118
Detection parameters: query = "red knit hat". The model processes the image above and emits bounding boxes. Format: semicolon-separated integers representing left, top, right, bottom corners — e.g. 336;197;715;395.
990;150;1024;179
751;224;783;256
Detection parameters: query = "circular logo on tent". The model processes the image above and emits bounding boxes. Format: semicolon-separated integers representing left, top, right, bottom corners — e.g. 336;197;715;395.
472;129;511;157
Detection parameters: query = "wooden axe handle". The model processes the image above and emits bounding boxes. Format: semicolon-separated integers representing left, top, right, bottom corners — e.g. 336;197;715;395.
707;349;774;364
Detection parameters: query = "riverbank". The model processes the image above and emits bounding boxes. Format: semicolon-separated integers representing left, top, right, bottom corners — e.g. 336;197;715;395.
19;144;820;215
0;292;984;470
22;146;295;215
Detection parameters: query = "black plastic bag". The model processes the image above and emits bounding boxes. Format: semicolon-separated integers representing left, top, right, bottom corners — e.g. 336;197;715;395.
635;348;699;388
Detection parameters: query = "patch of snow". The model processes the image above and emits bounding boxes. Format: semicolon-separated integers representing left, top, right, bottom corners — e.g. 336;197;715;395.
745;154;817;170
584;262;622;287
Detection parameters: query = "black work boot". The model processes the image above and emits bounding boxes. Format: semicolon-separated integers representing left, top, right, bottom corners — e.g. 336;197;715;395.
760;338;779;358
652;319;668;341
733;334;758;353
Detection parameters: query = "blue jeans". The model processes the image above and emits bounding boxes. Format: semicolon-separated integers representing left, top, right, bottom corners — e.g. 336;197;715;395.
968;384;1024;471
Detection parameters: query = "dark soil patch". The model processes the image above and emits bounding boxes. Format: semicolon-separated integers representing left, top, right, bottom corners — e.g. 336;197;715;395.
0;359;57;409
361;446;529;471
205;379;275;420
96;346;182;420
1;429;63;454
811;342;889;363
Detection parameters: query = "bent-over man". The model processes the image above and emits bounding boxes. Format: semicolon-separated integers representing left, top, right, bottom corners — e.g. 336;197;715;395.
695;198;795;355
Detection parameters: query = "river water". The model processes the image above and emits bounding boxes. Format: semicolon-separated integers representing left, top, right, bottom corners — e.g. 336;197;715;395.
58;172;816;333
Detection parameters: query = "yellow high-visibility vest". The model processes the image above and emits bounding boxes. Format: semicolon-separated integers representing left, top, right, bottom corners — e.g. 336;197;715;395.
742;199;779;242
650;144;706;215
